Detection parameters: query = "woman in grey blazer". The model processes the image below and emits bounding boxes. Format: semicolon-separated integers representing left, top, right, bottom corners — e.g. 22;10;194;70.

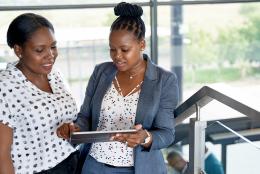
57;2;179;174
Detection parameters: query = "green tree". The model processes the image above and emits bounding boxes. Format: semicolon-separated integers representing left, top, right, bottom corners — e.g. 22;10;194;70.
214;4;260;65
239;4;260;63
214;4;260;77
240;16;260;63
185;28;218;82
216;26;248;65
185;28;217;68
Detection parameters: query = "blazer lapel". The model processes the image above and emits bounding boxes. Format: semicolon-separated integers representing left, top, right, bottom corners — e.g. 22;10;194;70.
92;65;117;130
135;55;158;126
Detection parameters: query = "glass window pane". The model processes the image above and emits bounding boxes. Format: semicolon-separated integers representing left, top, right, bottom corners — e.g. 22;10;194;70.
0;7;151;105
0;0;149;6
158;3;260;121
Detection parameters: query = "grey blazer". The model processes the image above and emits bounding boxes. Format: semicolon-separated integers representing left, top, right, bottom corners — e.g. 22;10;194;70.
75;54;179;174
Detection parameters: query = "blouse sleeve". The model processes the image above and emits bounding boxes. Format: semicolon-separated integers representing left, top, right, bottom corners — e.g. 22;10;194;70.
0;97;15;129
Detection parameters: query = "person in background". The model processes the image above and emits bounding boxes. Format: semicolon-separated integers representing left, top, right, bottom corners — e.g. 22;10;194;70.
167;147;224;174
0;13;80;174
204;147;224;174
167;150;189;174
57;2;179;174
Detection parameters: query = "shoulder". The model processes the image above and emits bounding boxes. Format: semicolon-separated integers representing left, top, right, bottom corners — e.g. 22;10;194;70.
145;54;177;82
93;61;116;76
150;61;178;83
95;62;114;71
205;153;221;165
48;69;70;91
49;68;64;82
157;65;177;80
0;69;10;82
145;58;179;102
0;67;18;88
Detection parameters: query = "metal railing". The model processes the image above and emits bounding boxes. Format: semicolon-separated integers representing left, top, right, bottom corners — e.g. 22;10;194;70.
173;86;260;174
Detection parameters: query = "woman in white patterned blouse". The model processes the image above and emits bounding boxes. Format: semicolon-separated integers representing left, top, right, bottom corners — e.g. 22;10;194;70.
0;13;80;174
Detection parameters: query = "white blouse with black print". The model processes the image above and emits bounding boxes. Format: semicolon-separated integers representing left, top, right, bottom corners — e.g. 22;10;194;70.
89;82;140;167
0;62;77;174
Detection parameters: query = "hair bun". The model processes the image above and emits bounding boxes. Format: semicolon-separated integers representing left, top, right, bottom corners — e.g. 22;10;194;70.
114;2;143;18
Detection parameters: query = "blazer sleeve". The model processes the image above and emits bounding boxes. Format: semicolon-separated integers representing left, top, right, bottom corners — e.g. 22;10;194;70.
74;65;99;131
148;73;179;150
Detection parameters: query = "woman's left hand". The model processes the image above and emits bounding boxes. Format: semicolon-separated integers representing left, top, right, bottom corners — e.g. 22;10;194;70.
112;124;151;148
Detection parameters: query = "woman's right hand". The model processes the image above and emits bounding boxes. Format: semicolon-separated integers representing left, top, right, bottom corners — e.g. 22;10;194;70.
56;123;80;140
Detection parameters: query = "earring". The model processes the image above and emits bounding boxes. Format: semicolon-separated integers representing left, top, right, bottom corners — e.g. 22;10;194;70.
18;54;22;58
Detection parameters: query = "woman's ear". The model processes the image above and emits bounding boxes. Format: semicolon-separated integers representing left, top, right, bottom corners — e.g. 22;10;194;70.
13;44;22;59
140;39;146;51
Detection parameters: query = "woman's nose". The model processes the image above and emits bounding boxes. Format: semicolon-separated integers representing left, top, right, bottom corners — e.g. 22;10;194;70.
47;48;55;58
115;51;122;59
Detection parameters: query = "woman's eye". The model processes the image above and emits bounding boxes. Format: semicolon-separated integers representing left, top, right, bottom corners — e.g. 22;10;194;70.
35;49;43;53
51;46;57;49
122;49;128;52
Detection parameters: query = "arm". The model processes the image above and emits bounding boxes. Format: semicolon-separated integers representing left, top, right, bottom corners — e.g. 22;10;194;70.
0;123;14;174
57;65;100;139
113;73;179;150
149;73;179;150
74;65;100;131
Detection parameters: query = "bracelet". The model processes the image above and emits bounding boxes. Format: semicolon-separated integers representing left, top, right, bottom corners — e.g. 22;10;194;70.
141;129;151;145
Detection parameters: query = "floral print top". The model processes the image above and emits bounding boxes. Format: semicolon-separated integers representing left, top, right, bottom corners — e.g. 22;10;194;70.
89;82;140;167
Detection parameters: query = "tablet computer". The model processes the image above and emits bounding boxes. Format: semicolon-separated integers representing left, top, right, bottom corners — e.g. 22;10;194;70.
70;129;137;144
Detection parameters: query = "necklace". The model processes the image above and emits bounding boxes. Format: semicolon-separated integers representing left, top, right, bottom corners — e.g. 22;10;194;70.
128;67;146;80
115;76;143;97
129;72;139;79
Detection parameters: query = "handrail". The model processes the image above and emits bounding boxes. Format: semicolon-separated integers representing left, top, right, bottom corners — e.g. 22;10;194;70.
174;86;260;125
174;116;260;144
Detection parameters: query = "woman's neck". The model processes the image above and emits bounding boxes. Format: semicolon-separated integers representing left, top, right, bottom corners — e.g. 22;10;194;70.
123;59;146;79
16;63;52;93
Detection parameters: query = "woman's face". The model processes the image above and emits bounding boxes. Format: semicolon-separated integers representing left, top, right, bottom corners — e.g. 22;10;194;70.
109;29;145;72
15;27;57;76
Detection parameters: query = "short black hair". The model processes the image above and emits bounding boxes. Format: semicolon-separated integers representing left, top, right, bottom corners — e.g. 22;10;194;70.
7;13;54;48
111;2;145;41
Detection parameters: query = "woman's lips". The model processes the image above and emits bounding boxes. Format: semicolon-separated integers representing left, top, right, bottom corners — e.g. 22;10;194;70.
42;63;53;71
115;61;126;68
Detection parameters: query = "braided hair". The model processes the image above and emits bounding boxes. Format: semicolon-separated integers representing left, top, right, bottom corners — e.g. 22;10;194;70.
111;2;145;41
